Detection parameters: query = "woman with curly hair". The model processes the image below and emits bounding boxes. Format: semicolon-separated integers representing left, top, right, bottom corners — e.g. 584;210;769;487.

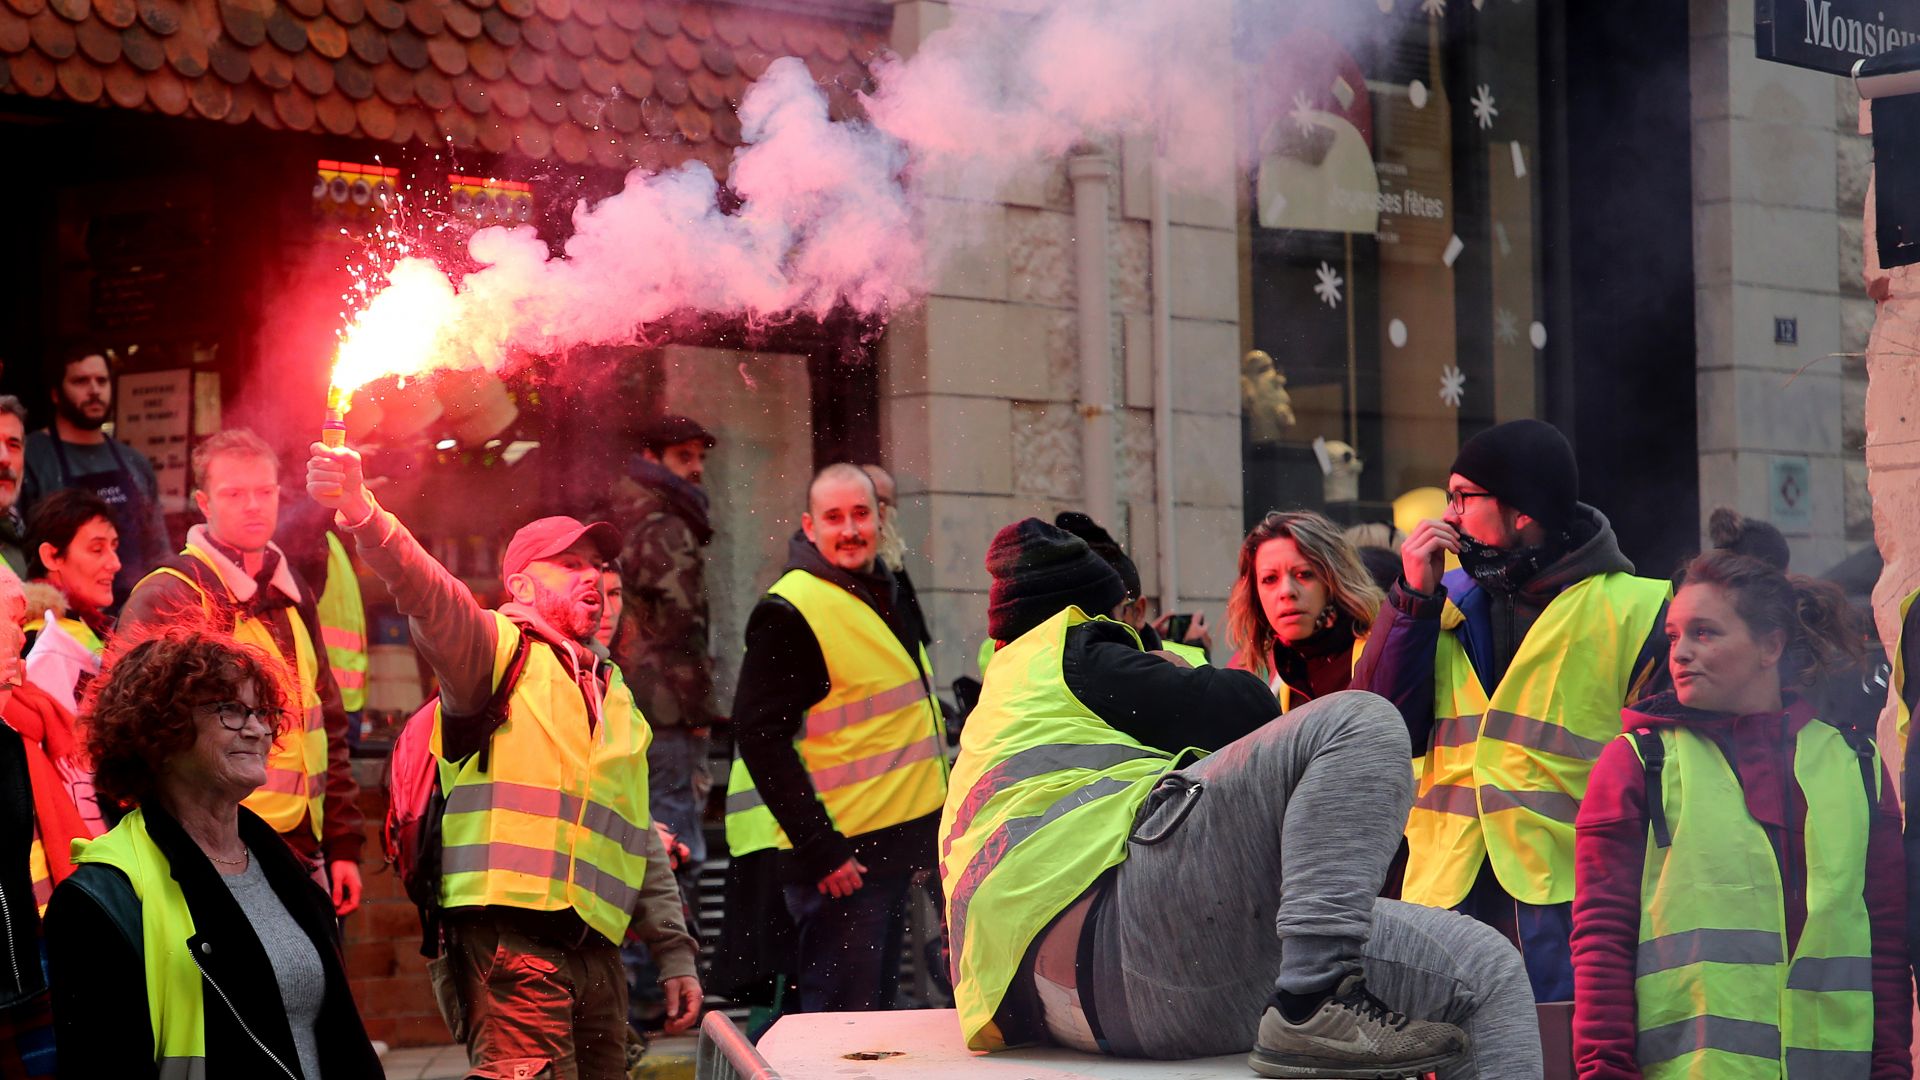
44;628;383;1080
1571;551;1909;1077
1227;511;1383;712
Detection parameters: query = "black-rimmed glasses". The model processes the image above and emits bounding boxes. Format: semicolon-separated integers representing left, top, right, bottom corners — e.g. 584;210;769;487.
198;701;282;732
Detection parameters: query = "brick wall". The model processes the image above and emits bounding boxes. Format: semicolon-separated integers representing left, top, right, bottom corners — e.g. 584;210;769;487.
343;760;452;1049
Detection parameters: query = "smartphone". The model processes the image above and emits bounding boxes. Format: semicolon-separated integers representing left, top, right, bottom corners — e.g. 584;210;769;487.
1161;613;1193;642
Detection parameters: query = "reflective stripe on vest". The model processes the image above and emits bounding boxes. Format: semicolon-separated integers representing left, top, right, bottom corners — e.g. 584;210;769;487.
725;570;948;857
1403;572;1668;908
435;613;653;945
316;533;369;711
71;808;208;1078
27;831;48;916
1274;638;1366;714
1628;722;1875;1078
140;549;328;841
1893;587;1918;753
941;607;1177;1052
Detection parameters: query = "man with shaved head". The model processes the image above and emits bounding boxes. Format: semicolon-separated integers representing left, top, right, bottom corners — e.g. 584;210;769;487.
725;462;948;1014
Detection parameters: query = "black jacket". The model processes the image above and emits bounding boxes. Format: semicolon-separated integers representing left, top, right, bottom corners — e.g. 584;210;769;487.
732;533;937;884
0;722;43;1011
45;804;384;1080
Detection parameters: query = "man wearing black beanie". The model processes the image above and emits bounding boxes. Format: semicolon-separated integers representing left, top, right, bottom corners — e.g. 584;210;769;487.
941;518;1544;1076
1353;418;1671;1005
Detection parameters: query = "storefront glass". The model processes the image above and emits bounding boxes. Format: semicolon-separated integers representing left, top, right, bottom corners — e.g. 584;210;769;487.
1241;4;1545;534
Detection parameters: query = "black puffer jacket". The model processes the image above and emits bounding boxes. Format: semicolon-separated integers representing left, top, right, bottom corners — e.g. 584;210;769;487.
0;721;43;1011
45;804;384;1080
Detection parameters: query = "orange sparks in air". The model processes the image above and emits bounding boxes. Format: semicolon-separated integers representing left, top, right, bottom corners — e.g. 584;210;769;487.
328;258;463;399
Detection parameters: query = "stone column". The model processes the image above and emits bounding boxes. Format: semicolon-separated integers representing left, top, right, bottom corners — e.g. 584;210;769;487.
1691;0;1851;573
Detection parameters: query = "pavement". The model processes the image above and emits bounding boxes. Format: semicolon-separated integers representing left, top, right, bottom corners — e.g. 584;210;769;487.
379;1035;701;1080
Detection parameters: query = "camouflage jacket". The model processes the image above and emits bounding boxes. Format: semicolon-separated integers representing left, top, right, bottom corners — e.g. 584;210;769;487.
611;465;715;730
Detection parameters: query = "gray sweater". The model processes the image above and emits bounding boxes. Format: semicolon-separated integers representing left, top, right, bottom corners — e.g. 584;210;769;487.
223;857;326;1080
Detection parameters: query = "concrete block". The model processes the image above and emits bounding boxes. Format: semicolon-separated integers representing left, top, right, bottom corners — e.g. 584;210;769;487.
924;297;1052;399
1734;122;1836;210
1171;318;1243;416
1728;203;1841;292
1844;369;1868;452
1118;407;1156;505
1841;295;1876;355
1010;401;1081;501
888;394;1015;496
1837;134;1872;213
887;0;952;57
1125;496;1159;597
1123;313;1153;409
1845;457;1873;540
1729;46;1836;127
1169;225;1239;322
1690;31;1731;119
1693;117;1732;207
1119;133;1236;230
1838;216;1866;297
1002;157;1072;211
1696;367;1843;455
923;492;1016;593
923;586;988;679
1007;206;1077;308
1113;219;1152;315
1694;283;1843;375
924;198;1010;302
760;1009;1249;1078
1694;201;1734;289
1045;307;1080;403
1174;505;1243;607
1172;412;1244;508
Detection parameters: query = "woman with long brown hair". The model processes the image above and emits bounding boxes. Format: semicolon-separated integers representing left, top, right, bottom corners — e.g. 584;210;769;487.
1571;550;1908;1077
1227;511;1384;712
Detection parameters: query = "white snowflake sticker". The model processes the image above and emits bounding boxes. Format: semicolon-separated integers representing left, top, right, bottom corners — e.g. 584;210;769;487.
1421;0;1445;15
1291;91;1318;136
1440;365;1466;408
1495;307;1519;345
1471;84;1498;130
1314;262;1345;308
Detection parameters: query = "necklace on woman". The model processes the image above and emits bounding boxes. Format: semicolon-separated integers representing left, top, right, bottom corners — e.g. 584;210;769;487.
206;849;249;868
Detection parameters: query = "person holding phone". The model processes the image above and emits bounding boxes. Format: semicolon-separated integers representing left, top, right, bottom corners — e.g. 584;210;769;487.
1226;511;1379;712
1051;513;1212;666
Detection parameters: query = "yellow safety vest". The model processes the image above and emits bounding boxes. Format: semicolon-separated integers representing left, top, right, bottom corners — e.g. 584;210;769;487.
140;546;327;841
1892;587;1918;753
725;569;948;857
1627;721;1875;1077
316;533;368;714
23;614;104;658
1273;637;1367;714
436;613;653;945
944;607;1179;1051
70;808;209;1078
1163;640;1209;667
1404;572;1668;908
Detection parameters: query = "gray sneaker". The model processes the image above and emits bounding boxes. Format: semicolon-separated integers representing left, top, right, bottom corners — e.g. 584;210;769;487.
1247;974;1466;1079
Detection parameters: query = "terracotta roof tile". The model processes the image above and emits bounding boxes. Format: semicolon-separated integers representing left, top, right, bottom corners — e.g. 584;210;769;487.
103;57;142;102
292;47;330;91
248;39;287;81
314;86;352;128
29;10;74;57
119;22;158;67
0;8;28;46
93;0;135;29
308;13;348;56
188;71;231;116
476;111;508;151
74;12;114;57
345;18;381;59
332;51;369;93
3;0;893;176
208;35;249;79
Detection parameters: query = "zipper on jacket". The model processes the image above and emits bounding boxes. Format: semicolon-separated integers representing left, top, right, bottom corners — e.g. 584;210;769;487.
191;951;301;1080
0;879;21;994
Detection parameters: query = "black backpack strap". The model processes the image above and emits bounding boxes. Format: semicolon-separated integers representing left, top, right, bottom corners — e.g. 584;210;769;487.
1631;728;1671;849
1824;717;1880;809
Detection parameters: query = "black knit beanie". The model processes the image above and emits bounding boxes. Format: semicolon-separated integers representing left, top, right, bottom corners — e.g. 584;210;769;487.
1053;511;1141;599
1449;419;1578;530
986;518;1126;642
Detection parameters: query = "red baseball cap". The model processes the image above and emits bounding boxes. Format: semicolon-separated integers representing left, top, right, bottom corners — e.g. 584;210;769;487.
501;516;620;579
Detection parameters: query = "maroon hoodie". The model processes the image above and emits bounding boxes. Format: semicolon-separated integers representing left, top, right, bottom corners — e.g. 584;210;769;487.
1571;692;1910;1080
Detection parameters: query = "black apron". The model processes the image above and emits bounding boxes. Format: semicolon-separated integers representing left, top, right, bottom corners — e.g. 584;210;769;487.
47;435;153;601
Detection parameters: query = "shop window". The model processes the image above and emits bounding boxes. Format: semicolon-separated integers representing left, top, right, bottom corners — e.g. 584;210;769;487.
1242;7;1544;533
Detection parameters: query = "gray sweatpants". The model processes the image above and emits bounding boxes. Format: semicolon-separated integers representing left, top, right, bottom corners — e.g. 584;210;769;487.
1085;691;1542;1079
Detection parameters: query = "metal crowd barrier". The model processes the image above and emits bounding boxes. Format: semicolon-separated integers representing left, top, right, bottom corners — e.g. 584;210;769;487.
695;1011;781;1080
